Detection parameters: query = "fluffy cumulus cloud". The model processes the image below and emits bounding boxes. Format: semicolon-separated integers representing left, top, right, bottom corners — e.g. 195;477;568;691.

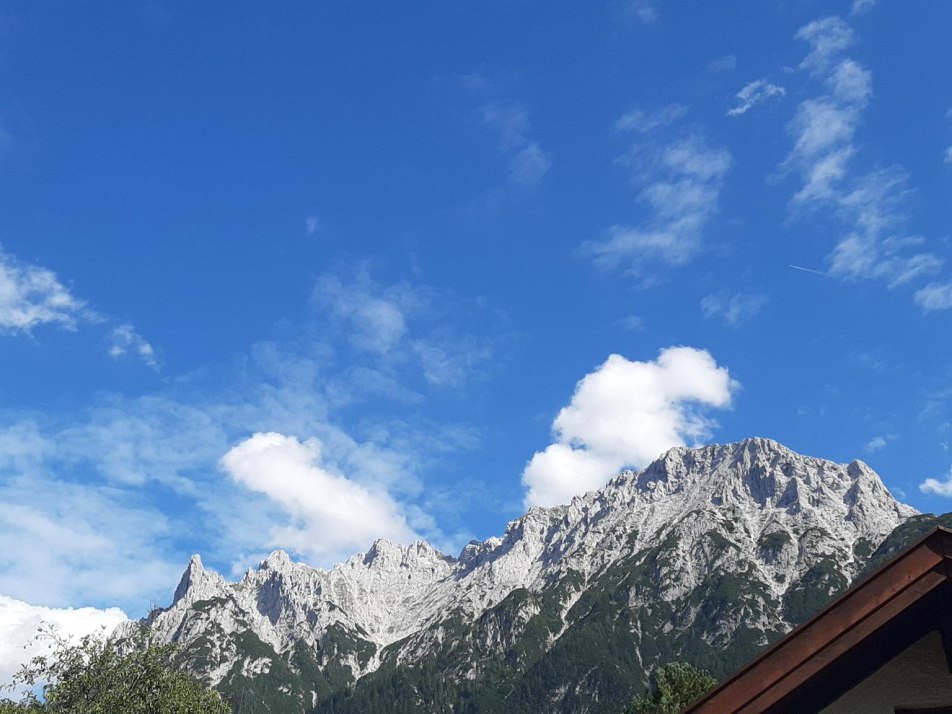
0;596;127;692
700;291;768;327
920;467;952;497
783;18;942;292
0;244;91;333
522;347;737;508
221;432;419;566
585;112;731;279
727;79;785;117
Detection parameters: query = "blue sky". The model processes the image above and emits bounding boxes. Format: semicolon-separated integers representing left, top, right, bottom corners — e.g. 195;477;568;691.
2;0;952;669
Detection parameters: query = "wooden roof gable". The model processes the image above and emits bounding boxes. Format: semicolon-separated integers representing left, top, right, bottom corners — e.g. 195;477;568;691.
685;526;952;714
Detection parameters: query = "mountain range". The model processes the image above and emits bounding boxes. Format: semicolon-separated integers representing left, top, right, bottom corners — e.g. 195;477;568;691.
134;437;936;713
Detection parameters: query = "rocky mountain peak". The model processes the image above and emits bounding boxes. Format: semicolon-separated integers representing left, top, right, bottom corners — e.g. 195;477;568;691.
172;552;227;606
144;438;919;713
259;549;294;572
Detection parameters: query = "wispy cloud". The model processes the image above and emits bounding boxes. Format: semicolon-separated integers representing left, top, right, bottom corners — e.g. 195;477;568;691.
616;314;645;331
915;281;952;311
311;265;495;387
708;55;737;73
629;0;658;24
0;244;92;333
584;110;731;279
108;324;159;370
522;347;737;508
727;79;785;117
864;433;896;452
0;244;162;366
613;0;658;26
700;291;768;327
0;265;499;613
782;17;942;292
850;0;877;16
305;215;321;236
465;75;551;189
614;104;687;134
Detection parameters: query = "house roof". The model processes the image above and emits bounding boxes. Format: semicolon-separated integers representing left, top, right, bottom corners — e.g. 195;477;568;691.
684;526;952;713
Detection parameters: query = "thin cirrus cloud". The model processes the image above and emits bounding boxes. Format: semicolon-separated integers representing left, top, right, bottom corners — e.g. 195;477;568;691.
464;74;552;190
522;347;738;508
583;107;731;280
726;79;785;117
700;291;768;327
782;17;943;294
312;265;495;388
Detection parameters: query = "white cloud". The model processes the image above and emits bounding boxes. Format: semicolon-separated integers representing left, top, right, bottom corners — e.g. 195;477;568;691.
0;245;91;333
783;19;942;293
945;146;952;165
305;215;321;236
701;291;768;327
522;347;737;508
312;271;413;355
0;466;183;610
468;79;551;189
708;55;737;73
851;0;877;16
915;281;952;311
0;265;496;610
508;143;551;189
0;596;127;693
108;324;159;370
311;266;494;387
221;432;419;566
628;0;658;24
727;79;785;117
920;466;952;497
615;104;687;134
796;17;855;74
864;434;897;453
616;314;645;331
585;130;731;278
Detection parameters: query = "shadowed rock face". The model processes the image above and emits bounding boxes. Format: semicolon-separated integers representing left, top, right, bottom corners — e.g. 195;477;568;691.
135;438;917;714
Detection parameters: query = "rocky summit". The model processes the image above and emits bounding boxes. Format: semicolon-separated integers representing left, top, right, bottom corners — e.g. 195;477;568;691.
134;438;918;713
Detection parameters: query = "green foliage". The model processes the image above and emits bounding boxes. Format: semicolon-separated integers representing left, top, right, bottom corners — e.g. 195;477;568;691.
624;662;716;714
0;625;230;714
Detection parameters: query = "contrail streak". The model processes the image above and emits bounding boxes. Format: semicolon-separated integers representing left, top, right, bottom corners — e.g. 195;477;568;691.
788;264;830;277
